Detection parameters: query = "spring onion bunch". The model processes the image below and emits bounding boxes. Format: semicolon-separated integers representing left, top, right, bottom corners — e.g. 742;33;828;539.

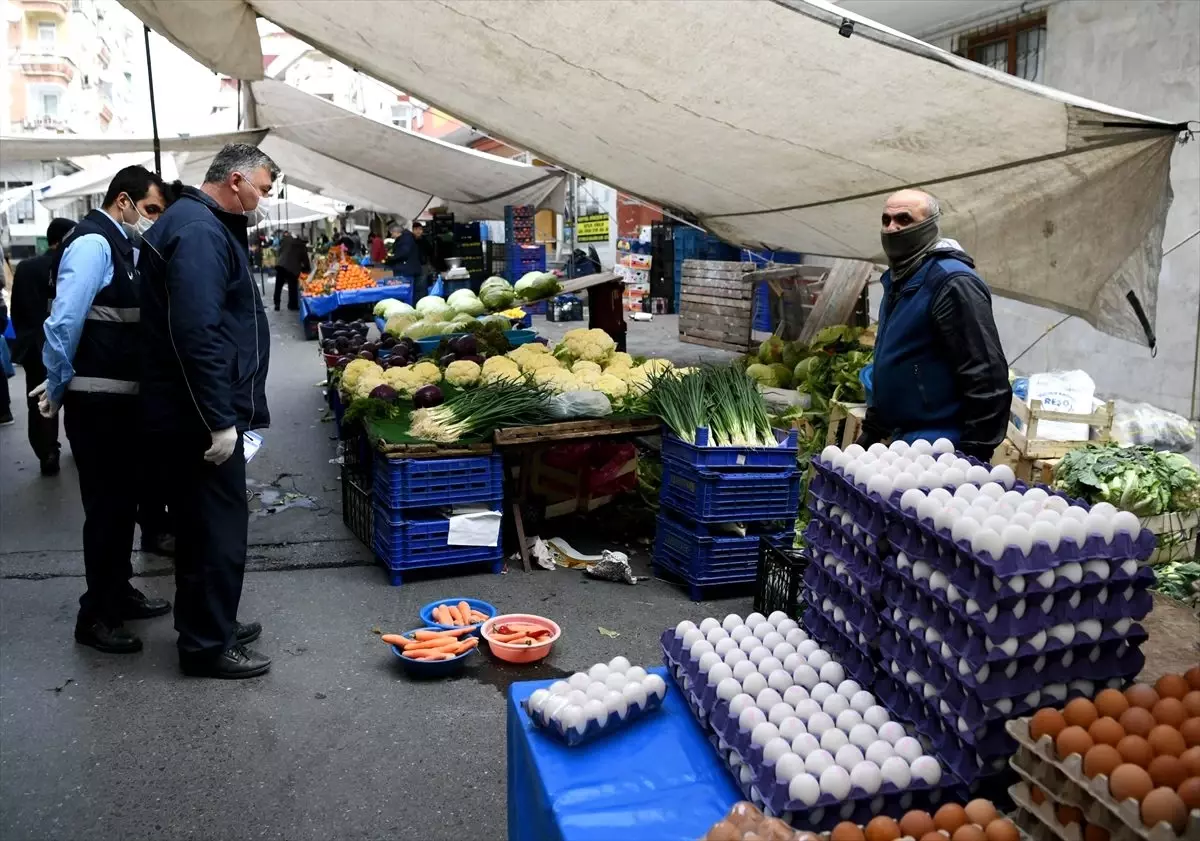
646;368;707;444
648;365;775;447
409;380;553;443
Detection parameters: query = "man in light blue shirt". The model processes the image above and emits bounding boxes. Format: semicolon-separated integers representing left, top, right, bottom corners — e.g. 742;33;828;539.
35;165;175;655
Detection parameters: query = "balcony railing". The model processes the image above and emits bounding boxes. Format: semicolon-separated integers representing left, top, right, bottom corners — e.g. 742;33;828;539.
21;114;70;131
20;0;70;19
16;45;77;82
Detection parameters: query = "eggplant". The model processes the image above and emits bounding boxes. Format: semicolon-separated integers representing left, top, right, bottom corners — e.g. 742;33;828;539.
412;385;444;409
451;334;478;356
364;341;379;353
369;384;400;402
438;353;457;367
381;335;397;348
336;355;353;367
357;350;374;360
461;355;485;365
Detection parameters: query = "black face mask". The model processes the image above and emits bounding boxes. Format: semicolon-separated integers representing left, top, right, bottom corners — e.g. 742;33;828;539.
881;213;941;270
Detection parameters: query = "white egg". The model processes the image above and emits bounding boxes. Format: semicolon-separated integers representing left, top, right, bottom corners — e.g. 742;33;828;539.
878;721;906;745
900;488;926;513
763;736;793;764
820;445;842;466
785;627;809;647
721;614;744;633
963;464;991;485
823;694;851;719
706;663;733;688
582;698;608;725
772;641;797;662
782;653;805;673
952;517;980;544
528;688;552;715
587;682;611;702
929;570;948;592
978;481;1005;500
889;440;911;455
892;472;918;493
929;437;953;455
817;661;845;686
792;664;820;689
751;720;781;748
879;755;912;789
548;680;571;697
698;651;722;674
806;648;832;671
1077;619;1101;640
688;640;715;662
674;620;698;640
942;467;967;487
767;669;795;695
558;703;586;734
783;685;810;705
714;637;738;658
730;625;752;644
748;646;772;666
715;677;743;702
604;689;628;720
1009;512;1035;530
642;674;666;701
784;771;819;806
745;611;768;630
728;693;755;718
1029;520;1060;551
742;672;768;698
760;630;786;651
794;699;822;723
1085;513;1114;542
732;660;758;682
807;711;835;738
1000;524;1033;555
909;755;942;784
865;740;894;765
568;672;593;692
1111;510;1140;537
933;506;959;532
844;721;875;748
705;627;729;647
970;527;1003;558
1083;559;1110;580
756;687;784;710
1056;562;1083;584
698;617;721;635
566;689;590;707
892;736;923;763
819;764;852;799
753;622;775;641
739;705;767;732
834;742;865;770
779;716;807;743
810;682;836;705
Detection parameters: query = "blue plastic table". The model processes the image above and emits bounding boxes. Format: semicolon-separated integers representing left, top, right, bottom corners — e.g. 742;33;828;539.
507;666;742;841
299;284;412;321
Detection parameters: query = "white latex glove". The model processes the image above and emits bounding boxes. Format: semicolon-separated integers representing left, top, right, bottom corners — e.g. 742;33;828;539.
204;426;239;465
28;380;60;419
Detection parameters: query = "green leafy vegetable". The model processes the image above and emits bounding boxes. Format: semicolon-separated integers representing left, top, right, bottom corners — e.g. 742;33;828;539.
1053;443;1200;515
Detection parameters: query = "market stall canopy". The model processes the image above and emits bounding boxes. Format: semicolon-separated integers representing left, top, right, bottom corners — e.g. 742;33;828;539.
121;0;1183;346
0;129;266;161
253;183;345;229
37;153;181;210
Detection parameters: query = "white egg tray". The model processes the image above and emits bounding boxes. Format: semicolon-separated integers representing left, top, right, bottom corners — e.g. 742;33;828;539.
1006;717;1200;841
524;689;663;746
524;661;665;747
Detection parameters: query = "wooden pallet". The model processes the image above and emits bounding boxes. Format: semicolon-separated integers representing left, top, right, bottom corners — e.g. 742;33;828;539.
375;440;494;458
825;401;867;448
493;417;659;446
678;260;756;351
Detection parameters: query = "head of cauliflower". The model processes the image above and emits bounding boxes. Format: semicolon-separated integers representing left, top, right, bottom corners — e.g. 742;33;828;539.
445;359;482;387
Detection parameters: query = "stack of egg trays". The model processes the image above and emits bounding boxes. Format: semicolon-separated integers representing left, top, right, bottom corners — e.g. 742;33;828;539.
660;630;961;828
800;555;879;686
803;517;886;591
1005;717;1200;841
807;465;890;561
524;692;665;747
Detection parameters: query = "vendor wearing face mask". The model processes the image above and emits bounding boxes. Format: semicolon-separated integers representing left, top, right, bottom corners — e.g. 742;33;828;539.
33;165;174;653
859;189;1011;462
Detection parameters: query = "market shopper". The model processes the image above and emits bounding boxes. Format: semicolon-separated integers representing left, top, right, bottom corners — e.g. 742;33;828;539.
859;189;1011;461
32;166;173;653
138;143;277;679
8;217;75;472
368;232;388;265
387;220;425;298
273;231;310;311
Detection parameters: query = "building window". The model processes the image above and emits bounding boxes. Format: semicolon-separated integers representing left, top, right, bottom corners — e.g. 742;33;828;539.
963;16;1046;83
41;93;60;117
38;22;57;44
4;183;36;225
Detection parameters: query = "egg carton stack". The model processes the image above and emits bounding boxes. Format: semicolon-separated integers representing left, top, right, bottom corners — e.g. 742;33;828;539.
809;441;1156;789
662;613;963;830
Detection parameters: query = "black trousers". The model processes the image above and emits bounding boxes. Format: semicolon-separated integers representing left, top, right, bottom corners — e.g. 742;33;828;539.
63;393;139;623
153;431;248;660
273;267;298;310
24;356;60;461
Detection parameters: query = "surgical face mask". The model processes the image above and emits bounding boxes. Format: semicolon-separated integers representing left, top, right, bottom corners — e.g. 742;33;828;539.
880;213;940;267
119;194;155;241
234;173;269;222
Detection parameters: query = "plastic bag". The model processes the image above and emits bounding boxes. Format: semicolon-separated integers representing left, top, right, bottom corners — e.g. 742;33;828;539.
1111;399;1198;453
584;550;637;584
1024;369;1095;440
547;390;613;420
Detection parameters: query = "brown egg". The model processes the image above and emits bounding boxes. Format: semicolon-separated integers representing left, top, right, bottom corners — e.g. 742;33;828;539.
1181;745;1200;777
727;802;763;829
1155;674;1189;701
1084;744;1124;779
1064;698;1099;729
934;804;968;835
1180;717;1200;748
1126;683;1161;711
796;834;823;841
1148;755;1189;789
1030;785;1047;805
1179;777;1200;810
832;821;867;841
865;816;903;841
1057;725;1094;759
1110;763;1155;803
1187;666;1200;691
983;819;1018;841
704;820;742;841
1148;724;1187;758
1183;691;1200;718
1082;825;1110;841
1055;805;1082;827
1141;787;1188;832
1117;735;1155;767
951;825;985;841
759;817;798;841
1095;688;1130;720
1088;717;1125;747
919;833;947;841
964;800;998;828
1152;697;1187;729
1120;706;1157;738
900;811;937;839
1030;708;1067;743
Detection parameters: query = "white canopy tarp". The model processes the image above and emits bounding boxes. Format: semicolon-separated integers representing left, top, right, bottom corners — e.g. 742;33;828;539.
0;129;266;161
254;184;344;229
120;0;1182;345
37;153;181;210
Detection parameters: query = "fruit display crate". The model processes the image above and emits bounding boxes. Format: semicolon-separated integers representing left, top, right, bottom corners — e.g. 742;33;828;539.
372;504;504;587
373;453;504;509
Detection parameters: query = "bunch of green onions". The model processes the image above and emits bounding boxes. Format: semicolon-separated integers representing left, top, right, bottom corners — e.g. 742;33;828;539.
409;380;553;443
646;368;707;444
648;365;776;447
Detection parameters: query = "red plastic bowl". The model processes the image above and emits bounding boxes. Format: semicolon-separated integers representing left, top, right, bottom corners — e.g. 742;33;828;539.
480;613;561;663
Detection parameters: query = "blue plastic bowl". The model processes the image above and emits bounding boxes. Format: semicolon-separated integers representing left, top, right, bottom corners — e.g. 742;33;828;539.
419;598;497;636
389;626;477;678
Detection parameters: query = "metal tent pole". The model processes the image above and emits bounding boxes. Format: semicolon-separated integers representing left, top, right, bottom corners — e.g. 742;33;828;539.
143;25;161;176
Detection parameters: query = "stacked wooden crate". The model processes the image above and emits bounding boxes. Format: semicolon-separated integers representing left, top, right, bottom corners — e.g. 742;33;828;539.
677;259;756;352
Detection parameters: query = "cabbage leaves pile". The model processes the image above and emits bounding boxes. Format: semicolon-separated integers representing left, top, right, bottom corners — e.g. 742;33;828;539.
1053;443;1200;516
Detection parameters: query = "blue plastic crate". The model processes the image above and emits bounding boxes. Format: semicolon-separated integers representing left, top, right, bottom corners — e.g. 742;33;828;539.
659;461;801;523
524;299;548;315
660;426;798;471
372;505;504;586
373;454;503;509
655;508;793;580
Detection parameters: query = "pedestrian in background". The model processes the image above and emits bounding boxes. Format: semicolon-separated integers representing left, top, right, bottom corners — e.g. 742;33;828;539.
32;165;173;653
138;143;277;679
9;217;75;470
368;231;387;265
387;220;425;299
273;231;310;311
0;287;13;427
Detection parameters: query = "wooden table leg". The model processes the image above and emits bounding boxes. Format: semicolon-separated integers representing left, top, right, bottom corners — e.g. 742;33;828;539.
513;501;531;573
508;447;535;573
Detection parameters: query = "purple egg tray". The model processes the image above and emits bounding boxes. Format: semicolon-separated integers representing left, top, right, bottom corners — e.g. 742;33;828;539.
523;690;664;747
803;519;886;588
805;547;877;612
877;606;1146;701
880;560;1153;640
800;597;879;688
662;631;955;823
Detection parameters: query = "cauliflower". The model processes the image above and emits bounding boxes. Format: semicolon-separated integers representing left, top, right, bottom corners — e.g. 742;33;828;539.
481;356;522;384
533;367;578;393
353;375;387;400
411;361;442;386
574;367;601;386
342;358;383;392
641;358;673;376
555;328;616;364
624;367;652;395
444;359;482;387
508;349;561;373
593;374;628;400
522;342;550;355
604;352;634;372
383;366;425;395
572;360;602;377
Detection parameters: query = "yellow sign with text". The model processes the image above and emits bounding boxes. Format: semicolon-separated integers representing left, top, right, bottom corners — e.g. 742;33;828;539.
576;213;611;243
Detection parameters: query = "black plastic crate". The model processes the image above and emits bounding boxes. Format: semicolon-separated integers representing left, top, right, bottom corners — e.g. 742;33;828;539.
754;536;808;619
341;463;373;547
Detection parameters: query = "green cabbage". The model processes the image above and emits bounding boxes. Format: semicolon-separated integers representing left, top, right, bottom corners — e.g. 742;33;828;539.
758;336;785;364
745;363;779;387
768;363;793;389
383;312;420;337
480;281;515;311
415;295;452;321
450;295;486;317
514;271;561;301
403;320;445;339
450;312;477;326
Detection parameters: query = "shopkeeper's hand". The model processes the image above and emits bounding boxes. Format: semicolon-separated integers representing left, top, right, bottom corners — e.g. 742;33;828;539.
28;380;60;418
204;426;238;465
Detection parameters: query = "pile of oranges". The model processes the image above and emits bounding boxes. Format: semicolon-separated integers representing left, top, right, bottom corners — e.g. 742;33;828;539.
334;263;375;291
300;271;334;297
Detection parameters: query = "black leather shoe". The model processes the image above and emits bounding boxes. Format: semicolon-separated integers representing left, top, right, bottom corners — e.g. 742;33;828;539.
120;587;172;620
236;621;262;645
180;644;271;679
140;532;176;557
40;452;60;476
75;618;143;653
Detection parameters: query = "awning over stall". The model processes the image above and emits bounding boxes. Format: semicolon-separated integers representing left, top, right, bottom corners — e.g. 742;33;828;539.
120;0;1183;345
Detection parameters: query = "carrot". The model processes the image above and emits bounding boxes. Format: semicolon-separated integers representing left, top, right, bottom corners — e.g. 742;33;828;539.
469;610;488;622
457;601;471;625
381;634;410;647
490;631;528;643
447;605;465;626
404;638;459;652
405;651;455;661
433;605;451;624
413;628;472;641
452;638;479;655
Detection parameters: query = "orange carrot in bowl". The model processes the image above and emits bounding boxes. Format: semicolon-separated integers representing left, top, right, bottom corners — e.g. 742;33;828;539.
452;638;479;655
457;601;471;625
381;634;410;647
412;628;471;641
404;638;459;652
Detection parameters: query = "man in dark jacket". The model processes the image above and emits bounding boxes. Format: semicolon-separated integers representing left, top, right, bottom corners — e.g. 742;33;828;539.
9;217;74;474
386;221;424;297
273;231;310;311
860;189;1011;461
138;143;278;679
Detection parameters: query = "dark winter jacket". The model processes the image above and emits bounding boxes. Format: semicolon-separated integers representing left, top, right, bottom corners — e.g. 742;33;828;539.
8;250;55;367
138;186;270;436
865;242;1010;460
387;230;422;277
